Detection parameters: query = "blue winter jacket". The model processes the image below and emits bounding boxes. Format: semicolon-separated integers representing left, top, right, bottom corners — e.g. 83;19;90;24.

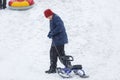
48;13;68;46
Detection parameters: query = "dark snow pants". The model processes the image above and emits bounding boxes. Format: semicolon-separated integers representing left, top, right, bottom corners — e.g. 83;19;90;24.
49;45;67;70
0;0;6;8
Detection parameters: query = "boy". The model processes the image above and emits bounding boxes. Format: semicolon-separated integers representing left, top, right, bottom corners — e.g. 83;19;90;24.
44;9;68;73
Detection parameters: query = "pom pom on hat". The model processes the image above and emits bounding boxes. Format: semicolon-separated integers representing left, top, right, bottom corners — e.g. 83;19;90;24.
44;9;54;18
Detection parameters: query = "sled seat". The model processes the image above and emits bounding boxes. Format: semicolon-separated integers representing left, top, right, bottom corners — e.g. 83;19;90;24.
71;65;82;70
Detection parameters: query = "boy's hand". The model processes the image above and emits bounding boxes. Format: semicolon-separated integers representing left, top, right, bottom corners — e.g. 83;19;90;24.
47;32;52;38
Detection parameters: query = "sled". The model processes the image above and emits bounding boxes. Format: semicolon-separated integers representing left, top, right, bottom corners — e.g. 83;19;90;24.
8;0;35;10
9;5;34;10
56;55;89;78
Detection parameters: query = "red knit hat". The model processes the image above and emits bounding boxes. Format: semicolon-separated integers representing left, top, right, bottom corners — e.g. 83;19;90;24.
44;9;54;18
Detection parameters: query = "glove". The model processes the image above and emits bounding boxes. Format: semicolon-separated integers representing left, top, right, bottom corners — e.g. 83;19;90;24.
47;32;53;38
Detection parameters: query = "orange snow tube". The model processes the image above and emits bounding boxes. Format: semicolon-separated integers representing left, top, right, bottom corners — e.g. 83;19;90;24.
9;0;35;10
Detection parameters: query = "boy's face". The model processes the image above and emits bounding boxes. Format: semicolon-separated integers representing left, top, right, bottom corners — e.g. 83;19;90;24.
47;15;53;20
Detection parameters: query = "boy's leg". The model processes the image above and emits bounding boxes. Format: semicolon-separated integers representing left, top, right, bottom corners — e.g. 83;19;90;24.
3;0;6;9
50;46;58;71
45;46;58;73
0;0;2;9
56;45;70;67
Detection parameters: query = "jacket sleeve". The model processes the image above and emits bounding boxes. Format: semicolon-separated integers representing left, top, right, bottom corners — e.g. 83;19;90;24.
51;17;64;36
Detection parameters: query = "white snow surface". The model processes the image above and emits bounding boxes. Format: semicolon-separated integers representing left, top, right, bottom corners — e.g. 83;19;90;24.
0;0;120;80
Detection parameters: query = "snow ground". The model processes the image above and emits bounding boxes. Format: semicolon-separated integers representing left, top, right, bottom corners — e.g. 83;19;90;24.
0;0;120;80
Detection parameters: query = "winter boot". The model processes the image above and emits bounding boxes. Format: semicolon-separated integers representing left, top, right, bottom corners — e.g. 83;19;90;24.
45;64;56;74
45;68;56;74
